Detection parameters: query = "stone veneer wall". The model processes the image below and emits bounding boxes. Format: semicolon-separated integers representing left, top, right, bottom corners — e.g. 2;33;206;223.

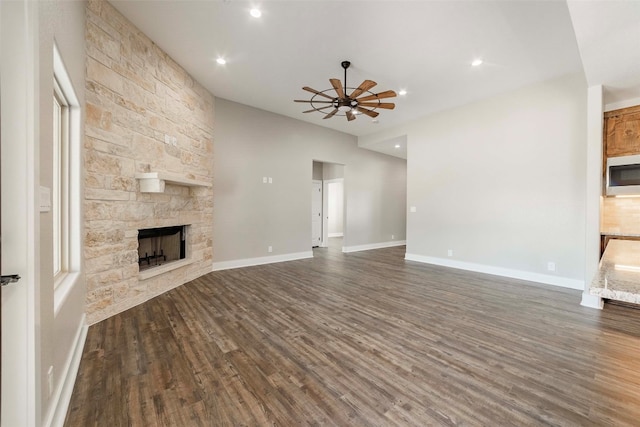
84;0;214;324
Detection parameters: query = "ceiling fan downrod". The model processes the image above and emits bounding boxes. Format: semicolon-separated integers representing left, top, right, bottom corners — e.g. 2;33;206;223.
341;61;350;97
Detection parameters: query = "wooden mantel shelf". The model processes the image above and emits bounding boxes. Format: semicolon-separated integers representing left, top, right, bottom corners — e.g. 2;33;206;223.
135;172;212;193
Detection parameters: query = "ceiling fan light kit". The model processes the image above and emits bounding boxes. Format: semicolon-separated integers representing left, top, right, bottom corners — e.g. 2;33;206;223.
294;60;397;122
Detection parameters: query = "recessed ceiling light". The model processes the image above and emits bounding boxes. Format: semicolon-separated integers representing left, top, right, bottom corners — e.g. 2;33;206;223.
471;59;483;67
250;8;261;18
398;89;407;96
216;57;227;65
394;144;401;148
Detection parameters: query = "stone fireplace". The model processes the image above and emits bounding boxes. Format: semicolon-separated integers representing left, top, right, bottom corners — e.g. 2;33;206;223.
84;0;214;325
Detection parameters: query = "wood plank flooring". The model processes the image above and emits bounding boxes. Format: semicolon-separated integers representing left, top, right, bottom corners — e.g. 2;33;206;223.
65;239;640;426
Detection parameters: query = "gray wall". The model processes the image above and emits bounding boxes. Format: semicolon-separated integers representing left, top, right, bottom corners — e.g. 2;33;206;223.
312;161;323;180
213;99;407;263
360;73;587;286
322;162;344;179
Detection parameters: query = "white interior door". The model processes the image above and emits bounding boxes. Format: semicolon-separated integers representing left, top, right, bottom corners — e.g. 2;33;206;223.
311;180;322;247
2;1;38;424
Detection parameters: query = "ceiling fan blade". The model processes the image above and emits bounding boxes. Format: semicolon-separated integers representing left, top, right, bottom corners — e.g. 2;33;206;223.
346;110;356;121
303;86;334;100
303;106;333;113
358;102;395;110
356;107;379;118
330;78;345;99
350;80;377;98
294;99;333;103
356;90;397;102
323;108;339;119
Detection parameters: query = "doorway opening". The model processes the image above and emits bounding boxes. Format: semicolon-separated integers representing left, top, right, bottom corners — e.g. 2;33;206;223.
311;161;345;250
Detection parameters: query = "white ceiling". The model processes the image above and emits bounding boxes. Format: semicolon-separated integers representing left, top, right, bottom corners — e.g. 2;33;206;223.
567;0;640;106
109;0;640;158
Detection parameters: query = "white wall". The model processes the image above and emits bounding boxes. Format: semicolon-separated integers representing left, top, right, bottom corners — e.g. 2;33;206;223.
213;98;407;266
361;73;587;288
327;181;344;236
39;1;88;424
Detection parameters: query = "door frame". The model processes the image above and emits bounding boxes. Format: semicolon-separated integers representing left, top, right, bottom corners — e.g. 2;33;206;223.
312;161;346;249
311;179;323;247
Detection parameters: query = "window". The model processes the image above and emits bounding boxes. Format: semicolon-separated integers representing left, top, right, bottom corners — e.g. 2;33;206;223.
53;78;69;279
52;43;80;301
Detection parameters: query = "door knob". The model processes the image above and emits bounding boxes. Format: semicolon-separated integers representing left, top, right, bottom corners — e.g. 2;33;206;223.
1;274;21;286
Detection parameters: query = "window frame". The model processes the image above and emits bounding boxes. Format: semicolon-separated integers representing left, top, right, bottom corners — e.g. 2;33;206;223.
52;43;82;313
53;77;70;282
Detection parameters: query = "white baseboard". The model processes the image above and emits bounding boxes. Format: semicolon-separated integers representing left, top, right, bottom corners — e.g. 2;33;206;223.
212;251;314;271
44;314;88;427
328;232;343;238
342;240;406;253
581;292;603;309
404;253;584;290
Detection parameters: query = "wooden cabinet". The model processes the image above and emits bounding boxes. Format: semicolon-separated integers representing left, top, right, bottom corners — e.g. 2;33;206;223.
605;105;640;157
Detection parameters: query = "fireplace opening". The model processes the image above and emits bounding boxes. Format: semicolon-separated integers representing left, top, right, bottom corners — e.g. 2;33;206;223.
138;226;186;271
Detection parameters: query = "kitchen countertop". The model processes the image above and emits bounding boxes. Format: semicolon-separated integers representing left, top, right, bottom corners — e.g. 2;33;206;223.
601;231;640;238
590;239;640;304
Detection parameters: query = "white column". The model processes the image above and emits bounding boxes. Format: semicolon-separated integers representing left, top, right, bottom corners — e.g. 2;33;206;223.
581;85;604;309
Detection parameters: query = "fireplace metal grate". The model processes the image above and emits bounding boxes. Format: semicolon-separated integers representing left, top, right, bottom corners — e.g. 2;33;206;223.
137;226;186;271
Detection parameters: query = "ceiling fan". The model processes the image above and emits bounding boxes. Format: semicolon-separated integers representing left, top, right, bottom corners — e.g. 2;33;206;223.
294;61;397;121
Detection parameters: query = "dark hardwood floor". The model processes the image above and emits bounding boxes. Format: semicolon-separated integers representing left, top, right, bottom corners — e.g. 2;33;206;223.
65;239;640;426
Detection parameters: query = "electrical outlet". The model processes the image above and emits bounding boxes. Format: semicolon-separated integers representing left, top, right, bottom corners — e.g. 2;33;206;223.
391;234;395;240
268;177;273;184
268;246;273;253
262;177;267;184
547;262;556;272
447;249;453;257
410;206;417;213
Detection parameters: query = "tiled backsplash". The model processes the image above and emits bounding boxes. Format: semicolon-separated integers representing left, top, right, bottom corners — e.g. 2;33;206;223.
601;197;640;235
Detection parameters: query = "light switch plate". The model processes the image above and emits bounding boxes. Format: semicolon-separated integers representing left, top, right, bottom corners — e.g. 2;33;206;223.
40;186;51;212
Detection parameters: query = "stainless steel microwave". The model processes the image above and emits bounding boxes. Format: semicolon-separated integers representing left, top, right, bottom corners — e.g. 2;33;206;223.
606;154;640;196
